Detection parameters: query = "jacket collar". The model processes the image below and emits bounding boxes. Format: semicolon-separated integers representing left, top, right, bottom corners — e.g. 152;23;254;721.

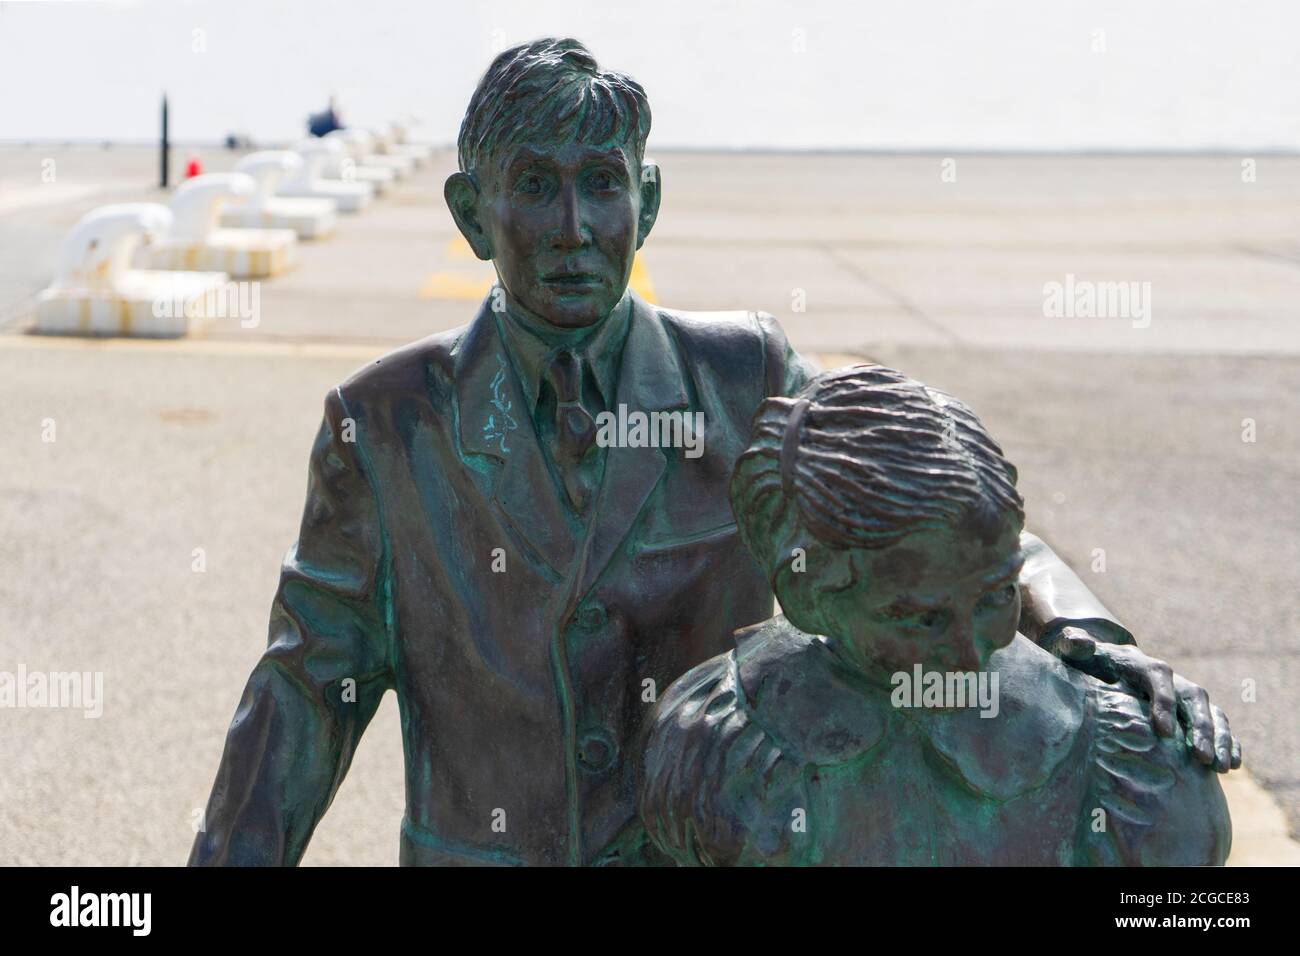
495;293;632;421
453;290;689;582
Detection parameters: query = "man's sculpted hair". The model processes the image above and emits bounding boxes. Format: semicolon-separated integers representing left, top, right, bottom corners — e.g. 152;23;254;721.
457;37;652;179
731;365;1025;571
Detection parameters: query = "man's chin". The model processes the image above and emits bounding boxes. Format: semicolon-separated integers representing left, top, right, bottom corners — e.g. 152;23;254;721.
527;291;622;330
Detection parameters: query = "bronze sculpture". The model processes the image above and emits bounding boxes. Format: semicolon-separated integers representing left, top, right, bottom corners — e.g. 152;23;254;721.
639;366;1232;865
190;38;1238;867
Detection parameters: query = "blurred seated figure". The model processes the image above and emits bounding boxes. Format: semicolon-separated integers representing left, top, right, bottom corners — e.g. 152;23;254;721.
307;96;343;138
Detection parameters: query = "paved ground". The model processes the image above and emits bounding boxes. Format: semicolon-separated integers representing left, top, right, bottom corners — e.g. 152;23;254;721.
0;146;1297;865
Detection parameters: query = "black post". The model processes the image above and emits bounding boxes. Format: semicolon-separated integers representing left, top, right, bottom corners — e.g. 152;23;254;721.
160;94;169;189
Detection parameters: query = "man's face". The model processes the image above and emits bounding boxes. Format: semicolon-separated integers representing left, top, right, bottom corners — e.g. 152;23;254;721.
479;141;643;329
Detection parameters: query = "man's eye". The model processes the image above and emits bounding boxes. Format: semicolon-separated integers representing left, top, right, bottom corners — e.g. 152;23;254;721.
977;584;1017;612
516;175;544;196
587;170;616;191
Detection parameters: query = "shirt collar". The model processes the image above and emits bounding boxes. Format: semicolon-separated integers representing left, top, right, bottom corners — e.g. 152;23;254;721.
494;290;632;415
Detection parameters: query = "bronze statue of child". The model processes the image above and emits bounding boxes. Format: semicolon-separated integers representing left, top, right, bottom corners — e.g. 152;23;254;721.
639;365;1232;865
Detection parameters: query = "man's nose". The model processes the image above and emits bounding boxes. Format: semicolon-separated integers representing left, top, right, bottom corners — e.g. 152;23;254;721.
552;183;590;250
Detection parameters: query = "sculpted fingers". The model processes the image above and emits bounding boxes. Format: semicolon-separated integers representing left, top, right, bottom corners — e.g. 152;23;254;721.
1175;677;1215;765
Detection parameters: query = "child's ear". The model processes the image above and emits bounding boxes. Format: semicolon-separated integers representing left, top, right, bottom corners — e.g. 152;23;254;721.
774;541;852;636
813;548;855;595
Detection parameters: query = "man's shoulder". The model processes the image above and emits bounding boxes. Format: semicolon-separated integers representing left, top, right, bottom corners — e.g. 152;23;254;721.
653;304;801;399
655;304;781;350
332;326;467;413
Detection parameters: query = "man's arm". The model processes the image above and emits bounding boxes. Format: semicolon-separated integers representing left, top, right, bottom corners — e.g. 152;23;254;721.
1017;531;1133;646
757;311;821;400
1017;532;1239;771
190;388;393;865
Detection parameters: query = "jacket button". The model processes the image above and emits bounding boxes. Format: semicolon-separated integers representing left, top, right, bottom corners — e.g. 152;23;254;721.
576;602;607;630
577;729;617;773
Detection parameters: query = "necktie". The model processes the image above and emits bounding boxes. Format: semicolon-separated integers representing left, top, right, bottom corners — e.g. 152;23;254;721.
544;349;599;513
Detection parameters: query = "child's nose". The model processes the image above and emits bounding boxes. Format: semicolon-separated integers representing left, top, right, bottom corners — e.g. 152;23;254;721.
947;622;982;670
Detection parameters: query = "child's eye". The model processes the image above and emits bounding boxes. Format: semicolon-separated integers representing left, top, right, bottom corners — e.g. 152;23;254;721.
917;609;947;630
876;604;914;623
875;605;947;631
977;584;1017;612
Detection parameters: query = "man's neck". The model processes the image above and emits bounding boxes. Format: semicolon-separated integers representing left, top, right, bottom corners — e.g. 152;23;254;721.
501;288;631;350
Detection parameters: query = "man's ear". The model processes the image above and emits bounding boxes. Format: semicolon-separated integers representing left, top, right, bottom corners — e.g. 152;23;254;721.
635;162;661;249
444;172;493;261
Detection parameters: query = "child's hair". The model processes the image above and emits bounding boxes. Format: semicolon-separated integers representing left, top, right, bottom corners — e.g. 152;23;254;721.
730;365;1025;573
457;37;651;179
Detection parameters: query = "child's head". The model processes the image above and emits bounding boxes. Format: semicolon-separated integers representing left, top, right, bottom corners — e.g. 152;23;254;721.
731;365;1026;673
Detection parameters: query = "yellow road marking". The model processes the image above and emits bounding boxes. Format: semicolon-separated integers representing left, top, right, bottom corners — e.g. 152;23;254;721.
418;272;494;300
0;333;395;361
0;332;858;376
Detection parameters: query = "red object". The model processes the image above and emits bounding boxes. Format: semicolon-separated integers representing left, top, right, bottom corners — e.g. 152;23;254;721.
185;155;202;178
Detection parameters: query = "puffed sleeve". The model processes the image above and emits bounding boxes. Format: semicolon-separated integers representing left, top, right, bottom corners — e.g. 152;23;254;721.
1079;685;1231;865
638;652;806;866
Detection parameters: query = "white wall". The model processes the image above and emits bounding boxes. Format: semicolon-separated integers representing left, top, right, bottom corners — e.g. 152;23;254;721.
0;0;1296;151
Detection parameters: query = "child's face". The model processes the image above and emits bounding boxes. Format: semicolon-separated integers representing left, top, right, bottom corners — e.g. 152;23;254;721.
479;140;648;330
812;512;1023;674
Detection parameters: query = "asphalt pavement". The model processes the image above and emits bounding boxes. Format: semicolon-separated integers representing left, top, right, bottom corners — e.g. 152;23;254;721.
0;145;1296;864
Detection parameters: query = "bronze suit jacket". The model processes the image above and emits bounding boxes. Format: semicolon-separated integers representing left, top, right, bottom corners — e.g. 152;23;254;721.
190;291;1127;866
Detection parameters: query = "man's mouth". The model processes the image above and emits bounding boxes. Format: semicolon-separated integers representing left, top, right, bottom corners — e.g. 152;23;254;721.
541;270;602;290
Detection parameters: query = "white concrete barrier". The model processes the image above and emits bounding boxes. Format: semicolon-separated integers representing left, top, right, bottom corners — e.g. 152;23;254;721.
219;151;337;239
34;204;229;337
144;172;298;278
364;125;418;177
280;138;374;213
324;129;398;192
388;116;434;166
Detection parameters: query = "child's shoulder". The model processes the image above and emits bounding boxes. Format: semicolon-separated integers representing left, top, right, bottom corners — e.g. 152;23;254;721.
733;617;890;766
1081;684;1231;865
639;628;804;865
924;636;1090;799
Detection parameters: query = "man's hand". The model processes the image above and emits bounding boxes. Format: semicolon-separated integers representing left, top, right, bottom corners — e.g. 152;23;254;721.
1046;626;1242;773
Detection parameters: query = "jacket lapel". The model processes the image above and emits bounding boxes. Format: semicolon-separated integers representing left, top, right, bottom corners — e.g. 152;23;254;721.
454;298;577;577
571;293;690;603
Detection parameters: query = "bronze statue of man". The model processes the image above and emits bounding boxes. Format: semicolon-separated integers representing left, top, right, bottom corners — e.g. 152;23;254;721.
640;366;1232;865
190;38;1237;867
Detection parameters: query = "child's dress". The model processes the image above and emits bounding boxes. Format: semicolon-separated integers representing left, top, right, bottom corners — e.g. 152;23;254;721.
639;616;1231;866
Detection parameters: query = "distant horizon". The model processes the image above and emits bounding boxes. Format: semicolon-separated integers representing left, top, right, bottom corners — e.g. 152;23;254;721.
4;140;1300;158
